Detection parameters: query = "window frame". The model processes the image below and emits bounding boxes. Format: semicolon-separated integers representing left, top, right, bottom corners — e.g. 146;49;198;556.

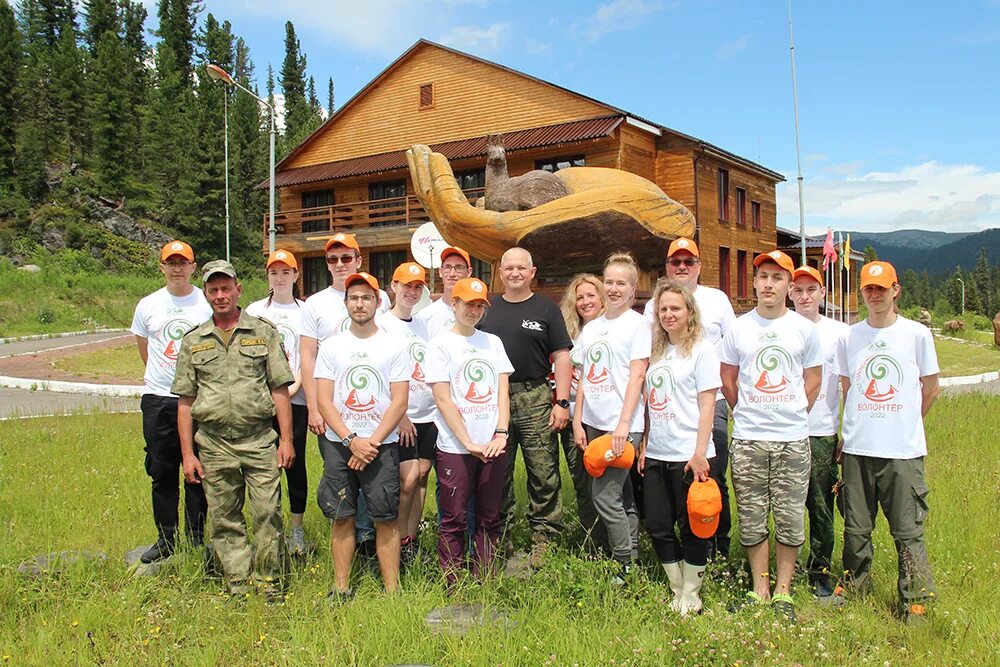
717;168;730;222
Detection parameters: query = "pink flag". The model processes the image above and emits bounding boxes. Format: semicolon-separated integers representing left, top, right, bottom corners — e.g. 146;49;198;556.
822;228;838;270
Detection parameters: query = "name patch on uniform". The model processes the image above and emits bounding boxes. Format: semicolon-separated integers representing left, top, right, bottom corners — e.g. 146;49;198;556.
240;337;266;346
191;342;215;353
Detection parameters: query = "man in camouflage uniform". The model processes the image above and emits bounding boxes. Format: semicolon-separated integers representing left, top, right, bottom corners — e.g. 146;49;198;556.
173;260;296;598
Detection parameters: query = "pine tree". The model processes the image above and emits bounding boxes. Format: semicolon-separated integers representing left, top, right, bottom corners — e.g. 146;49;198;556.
230;36;266;256
279;20;310;153
53;19;86;163
946;267;966;315
89;28;130;193
120;0;151;204
82;0;116;54
972;247;991;316
0;0;21;187
327;76;334;116
863;244;878;265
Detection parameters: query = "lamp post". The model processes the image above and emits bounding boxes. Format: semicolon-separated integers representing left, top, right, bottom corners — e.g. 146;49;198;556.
956;276;965;314
205;63;278;254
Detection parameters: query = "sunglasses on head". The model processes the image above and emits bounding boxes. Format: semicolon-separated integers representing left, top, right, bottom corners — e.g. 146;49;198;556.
668;258;699;268
326;254;358;265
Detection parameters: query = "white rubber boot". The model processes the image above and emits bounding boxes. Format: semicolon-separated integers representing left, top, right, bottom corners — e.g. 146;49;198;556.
679;561;706;616
662;562;684;612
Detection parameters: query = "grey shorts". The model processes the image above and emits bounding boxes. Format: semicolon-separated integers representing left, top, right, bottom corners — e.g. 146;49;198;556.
317;436;400;522
731;437;810;547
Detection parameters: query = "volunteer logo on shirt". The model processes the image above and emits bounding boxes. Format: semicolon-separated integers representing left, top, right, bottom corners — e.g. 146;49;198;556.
585;340;612;384
752;345;792;394
342;365;384;413
647;365;676;412
459;358;496;404
276;323;295;361
408;342;426;382
859;354;902;403
161;317;195;361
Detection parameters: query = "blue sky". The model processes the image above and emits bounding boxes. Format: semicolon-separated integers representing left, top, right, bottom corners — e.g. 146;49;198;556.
192;0;1000;235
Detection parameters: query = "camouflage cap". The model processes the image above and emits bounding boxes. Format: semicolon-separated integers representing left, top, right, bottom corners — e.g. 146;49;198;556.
202;259;237;282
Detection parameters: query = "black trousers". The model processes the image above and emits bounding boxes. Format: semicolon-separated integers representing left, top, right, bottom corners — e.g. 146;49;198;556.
141;394;207;544
642;459;712;566
273;403;309;515
710;399;732;557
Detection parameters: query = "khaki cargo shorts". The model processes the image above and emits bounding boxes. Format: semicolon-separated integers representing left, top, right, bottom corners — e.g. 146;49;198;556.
731;437;810;547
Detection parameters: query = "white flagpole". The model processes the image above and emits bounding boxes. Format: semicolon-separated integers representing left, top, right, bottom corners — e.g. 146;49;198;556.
789;0;807;265
838;231;844;322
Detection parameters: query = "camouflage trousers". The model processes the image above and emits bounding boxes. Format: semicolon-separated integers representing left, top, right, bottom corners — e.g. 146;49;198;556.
196;428;285;587
731;437;810;548
805;434;839;581
842;454;936;605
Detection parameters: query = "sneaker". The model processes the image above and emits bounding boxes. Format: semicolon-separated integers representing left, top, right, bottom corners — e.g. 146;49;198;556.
611;561;632;587
904;603;928;627
288;526;307;557
227;581;251;597
400;536;418;568
139;537;175;564
528;539;550;570
815;582;847;608
327;587;355;605
356;538;377;559
263;585;285;605
771;593;797;625
728;590;767;613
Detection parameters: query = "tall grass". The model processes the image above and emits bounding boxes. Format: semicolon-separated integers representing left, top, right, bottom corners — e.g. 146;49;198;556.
0;394;998;665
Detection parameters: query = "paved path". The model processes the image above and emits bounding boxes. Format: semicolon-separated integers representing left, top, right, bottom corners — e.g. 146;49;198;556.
0;331;130;358
942;379;1000;396
0;387;139;420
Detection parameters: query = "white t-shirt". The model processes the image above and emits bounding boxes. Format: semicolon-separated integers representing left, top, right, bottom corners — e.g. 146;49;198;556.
644;284;735;353
573;309;652;433
379;313;436;423
301;286;391;346
720;309;822;441
246;298;307;406
313;328;409;442
806;315;850;436
414;297;456;340
130;287;212;397
645;339;722;462
424;330;514;456
835;317;939;459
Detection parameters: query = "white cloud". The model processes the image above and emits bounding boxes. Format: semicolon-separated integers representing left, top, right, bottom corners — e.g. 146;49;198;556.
584;0;665;41
778;161;1000;233
439;22;510;52
716;34;750;61
524;37;550;54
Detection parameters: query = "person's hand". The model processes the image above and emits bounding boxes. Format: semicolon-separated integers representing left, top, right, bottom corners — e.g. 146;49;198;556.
611;424;630;457
349;437;379;465
398;416;417;448
277;439;295;469
483;435;507;458
835;437;844;464
464;442;487;463
637;447;646;476
573;421;588;451
684;453;710;482
549;405;569;431
347;455;368;471
182;454;204;484
307;408;326;435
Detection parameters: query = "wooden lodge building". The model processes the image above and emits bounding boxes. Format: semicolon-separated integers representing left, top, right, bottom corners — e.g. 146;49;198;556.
262;39;794;311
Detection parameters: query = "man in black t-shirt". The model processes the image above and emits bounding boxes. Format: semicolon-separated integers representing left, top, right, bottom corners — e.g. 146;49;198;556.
479;247;572;565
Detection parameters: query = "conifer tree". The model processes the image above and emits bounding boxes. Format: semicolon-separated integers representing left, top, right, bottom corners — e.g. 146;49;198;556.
0;0;21;187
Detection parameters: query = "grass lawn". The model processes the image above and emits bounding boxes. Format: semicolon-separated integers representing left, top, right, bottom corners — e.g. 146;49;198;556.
933;335;1000;377
1;394;998;665
52;343;145;381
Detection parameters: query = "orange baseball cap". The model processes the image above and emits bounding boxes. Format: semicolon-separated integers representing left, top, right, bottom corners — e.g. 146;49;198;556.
344;272;379;292
792;265;823;285
161;240;194;262
860;261;898;289
687;478;722;539
266;249;298;270
753;249;795;275
667;237;699;258
324;232;361;253
440;246;471;266
451;277;490;305
583;434;636;478
392;262;426;285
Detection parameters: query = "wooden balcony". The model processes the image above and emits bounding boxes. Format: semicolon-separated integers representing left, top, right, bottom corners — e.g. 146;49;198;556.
263;189;484;255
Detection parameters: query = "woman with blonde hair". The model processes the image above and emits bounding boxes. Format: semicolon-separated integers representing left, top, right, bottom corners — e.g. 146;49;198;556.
572;253;650;580
641;278;720;614
558;274;607;551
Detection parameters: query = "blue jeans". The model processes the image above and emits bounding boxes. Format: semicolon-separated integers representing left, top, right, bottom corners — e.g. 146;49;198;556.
355;491;375;542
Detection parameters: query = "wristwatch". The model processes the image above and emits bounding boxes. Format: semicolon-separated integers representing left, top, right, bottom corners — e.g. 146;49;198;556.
555;399;570;409
341;432;357;447
494;429;509;437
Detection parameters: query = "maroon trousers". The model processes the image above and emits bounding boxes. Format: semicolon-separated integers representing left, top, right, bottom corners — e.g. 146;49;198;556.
435;449;509;583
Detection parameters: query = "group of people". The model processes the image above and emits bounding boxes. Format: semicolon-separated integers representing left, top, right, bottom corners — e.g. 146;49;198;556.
130;233;939;625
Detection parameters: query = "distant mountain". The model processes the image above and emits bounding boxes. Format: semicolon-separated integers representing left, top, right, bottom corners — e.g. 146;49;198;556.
853;228;1000;274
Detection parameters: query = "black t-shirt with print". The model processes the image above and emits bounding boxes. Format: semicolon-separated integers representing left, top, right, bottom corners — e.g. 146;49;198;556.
478;293;572;382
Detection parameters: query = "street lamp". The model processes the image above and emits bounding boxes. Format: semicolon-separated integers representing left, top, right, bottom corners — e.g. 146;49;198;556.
205;63;278;255
956;276;965;313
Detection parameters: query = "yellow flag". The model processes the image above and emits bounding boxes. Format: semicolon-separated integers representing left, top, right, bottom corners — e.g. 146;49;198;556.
844;234;852;269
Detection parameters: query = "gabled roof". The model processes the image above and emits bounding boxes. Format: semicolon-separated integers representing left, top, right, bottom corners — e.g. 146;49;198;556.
273;39;784;184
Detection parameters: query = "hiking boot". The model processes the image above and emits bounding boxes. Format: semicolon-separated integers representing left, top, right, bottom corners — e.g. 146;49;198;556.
227;581;251;597
813;580;847;608
288;526;307;557
771;593;797;625
611;560;632;587
400;536;418;568
139;537;175;564
263;585;285;605
728;590;767;613
904;603;928;627
327;587;355;605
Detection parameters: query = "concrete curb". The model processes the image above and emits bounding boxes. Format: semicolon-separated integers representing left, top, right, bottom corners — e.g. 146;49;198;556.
0;328;129;345
939;370;1000;387
0;375;143;397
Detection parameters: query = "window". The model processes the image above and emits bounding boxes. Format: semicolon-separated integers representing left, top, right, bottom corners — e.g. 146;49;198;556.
369;250;407;292
419;83;434;109
471;256;492;285
736;188;747;226
717;168;729;222
454;169;486;197
303;256;329;296
535;155;585;173
737;250;748;298
751;201;761;230
369;180;407;227
301;189;334;232
719;246;731;297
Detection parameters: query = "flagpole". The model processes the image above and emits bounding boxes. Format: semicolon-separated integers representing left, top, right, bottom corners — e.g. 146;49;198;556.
788;0;807;265
838;231;844;322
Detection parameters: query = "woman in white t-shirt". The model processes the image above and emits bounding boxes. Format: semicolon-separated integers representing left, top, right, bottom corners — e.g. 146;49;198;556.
424;278;514;585
572;252;651;578
246;250;309;556
557;273;607;550
641;279;721;615
381;262;437;567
